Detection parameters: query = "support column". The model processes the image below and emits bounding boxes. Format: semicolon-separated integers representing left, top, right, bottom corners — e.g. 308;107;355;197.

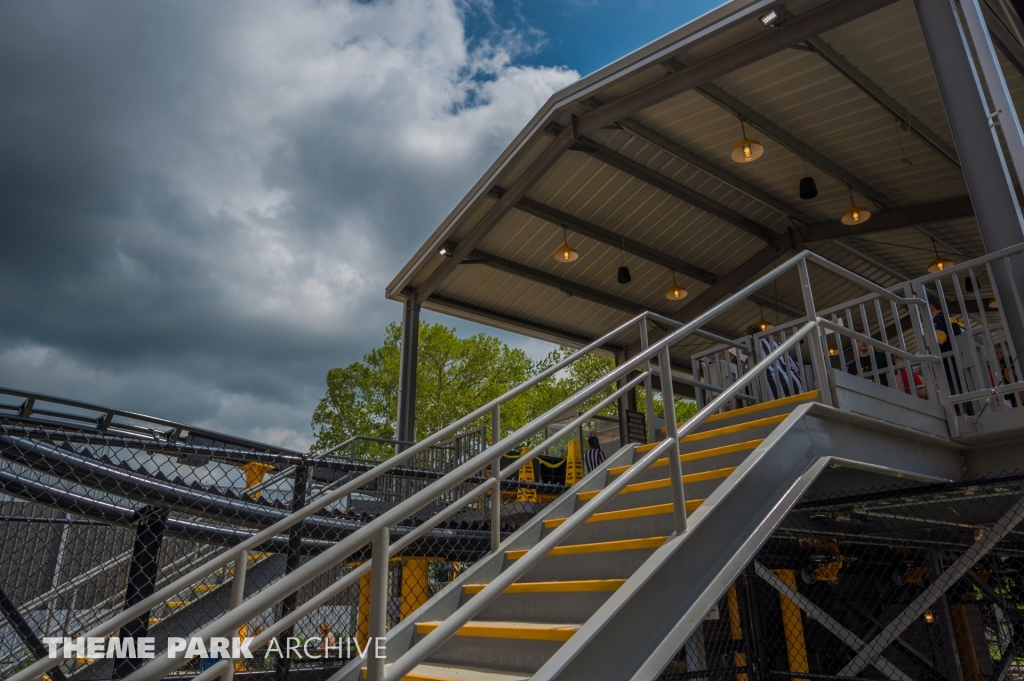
114;506;168;679
357;569;371;646
773;569;810;681
274;463;308;681
915;0;1024;350
396;300;420;452
615;350;639;449
400;558;431;620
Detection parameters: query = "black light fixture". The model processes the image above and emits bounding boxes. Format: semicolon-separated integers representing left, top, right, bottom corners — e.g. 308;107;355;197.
799;176;818;200
617;237;631;284
438;240;457;257
964;274;976;293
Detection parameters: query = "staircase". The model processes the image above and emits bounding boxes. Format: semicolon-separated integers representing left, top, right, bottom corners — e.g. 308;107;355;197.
14;248;1024;681
379;392;820;681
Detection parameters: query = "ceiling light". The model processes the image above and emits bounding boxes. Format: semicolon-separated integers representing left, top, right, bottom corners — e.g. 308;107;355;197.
731;120;764;163
840;187;871;225
924;609;936;625
827;342;839;357
760;8;782;27
988;297;999;310
665;272;687;301
799;176;818;200
927;238;953;273
617;237;631;284
553;228;579;263
438;240;457;257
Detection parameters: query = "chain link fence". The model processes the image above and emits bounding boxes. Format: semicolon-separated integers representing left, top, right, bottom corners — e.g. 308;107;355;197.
659;471;1024;681
0;388;571;679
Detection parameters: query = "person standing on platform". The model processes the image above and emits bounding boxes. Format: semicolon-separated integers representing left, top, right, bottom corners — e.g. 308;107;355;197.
582;435;604;474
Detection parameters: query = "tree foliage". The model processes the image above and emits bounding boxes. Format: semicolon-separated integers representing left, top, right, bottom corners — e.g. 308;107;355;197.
310;321;695;456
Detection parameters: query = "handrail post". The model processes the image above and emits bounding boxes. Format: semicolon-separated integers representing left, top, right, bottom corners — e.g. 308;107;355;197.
491;405;501;552
222;550;248;681
797;260;833;407
273;462;308;681
639;318;657;443
366;526;390;681
659;345;687;535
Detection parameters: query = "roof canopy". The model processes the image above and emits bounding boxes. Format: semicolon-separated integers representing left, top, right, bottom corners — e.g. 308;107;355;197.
387;0;1024;365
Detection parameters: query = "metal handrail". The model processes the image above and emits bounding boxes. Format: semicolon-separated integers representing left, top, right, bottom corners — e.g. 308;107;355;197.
11;249;912;681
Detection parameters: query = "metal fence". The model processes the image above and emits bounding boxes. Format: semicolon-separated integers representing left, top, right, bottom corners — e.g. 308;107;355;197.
659;471;1024;681
0;388;568;680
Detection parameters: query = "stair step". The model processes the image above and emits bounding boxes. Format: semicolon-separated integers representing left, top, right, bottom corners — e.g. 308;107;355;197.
577;466;735;501
363;663;529;680
416;621;578;642
661;390;818;433
609;440;762;476
543;499;702;529
506;536;667;561
148;618;160;626
636;414;785;454
463;579;625;595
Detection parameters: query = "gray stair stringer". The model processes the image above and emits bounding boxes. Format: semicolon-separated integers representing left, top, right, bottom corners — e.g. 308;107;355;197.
328;442;640;681
530;402;965;681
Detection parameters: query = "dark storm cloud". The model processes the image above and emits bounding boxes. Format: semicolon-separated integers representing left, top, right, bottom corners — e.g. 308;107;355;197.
0;0;577;448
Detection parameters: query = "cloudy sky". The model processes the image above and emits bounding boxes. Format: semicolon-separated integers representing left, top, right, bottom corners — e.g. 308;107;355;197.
0;0;716;450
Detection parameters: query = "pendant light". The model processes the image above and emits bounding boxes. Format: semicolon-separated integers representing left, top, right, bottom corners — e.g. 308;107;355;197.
664;272;687;301
926;237;953;273
755;306;773;331
553;228;579;263
799;159;818;199
827;342;839;357
840;187;872;225
617;237;631;284
730;120;764;163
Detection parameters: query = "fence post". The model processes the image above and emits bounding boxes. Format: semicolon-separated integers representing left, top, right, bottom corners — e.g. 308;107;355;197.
797;259;833;407
491;405;501;552
222;550;249;681
365;527;391;681
114;506;169;680
659;345;687;535
639;318;657;443
273;462;308;681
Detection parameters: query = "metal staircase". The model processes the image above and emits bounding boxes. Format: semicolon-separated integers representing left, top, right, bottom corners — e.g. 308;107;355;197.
10;246;1024;681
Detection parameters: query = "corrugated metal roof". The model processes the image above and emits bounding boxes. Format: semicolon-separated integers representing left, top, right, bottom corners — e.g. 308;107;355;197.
393;0;1018;367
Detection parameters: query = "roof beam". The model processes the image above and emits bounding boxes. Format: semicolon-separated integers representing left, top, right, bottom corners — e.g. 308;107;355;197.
673;196;974;322
507;192;804;317
982;0;1024;77
466;249;747;338
576;0;896;136
571;137;782;245
424;295;613;352
411;127;575;307
804;36;960;168
610;113;819;225
685;75;978;260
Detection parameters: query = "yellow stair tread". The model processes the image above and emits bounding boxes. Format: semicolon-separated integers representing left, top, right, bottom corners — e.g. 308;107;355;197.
543;499;703;528
609;440;762;476
636;414;785;453
416;621;578;642
463;579;625;595
506;536;667;560
659;391;818;432
362;664;529;681
166;601;191;608
578;467;735;501
194;585;217;592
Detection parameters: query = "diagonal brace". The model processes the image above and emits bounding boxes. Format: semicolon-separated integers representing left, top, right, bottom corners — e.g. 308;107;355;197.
840;495;1024;677
754;562;911;681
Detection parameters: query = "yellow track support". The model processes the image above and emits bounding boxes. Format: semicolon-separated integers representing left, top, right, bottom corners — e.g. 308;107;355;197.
774;569;810;681
727;584;748;681
357;568;371;646
565;439;584;486
401;558;431;620
517;446;538;503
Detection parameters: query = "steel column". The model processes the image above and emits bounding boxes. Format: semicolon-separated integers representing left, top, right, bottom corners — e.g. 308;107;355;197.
915;0;1024;352
797;260;833;407
491;406;501;552
222;551;248;681
659;344;687;535
273;463;308;681
366;527;390;681
615;350;631;448
396;300;420;451
639;321;657;444
113;506;168;680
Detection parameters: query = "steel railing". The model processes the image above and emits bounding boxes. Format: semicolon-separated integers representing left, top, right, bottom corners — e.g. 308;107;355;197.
8;250;937;681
